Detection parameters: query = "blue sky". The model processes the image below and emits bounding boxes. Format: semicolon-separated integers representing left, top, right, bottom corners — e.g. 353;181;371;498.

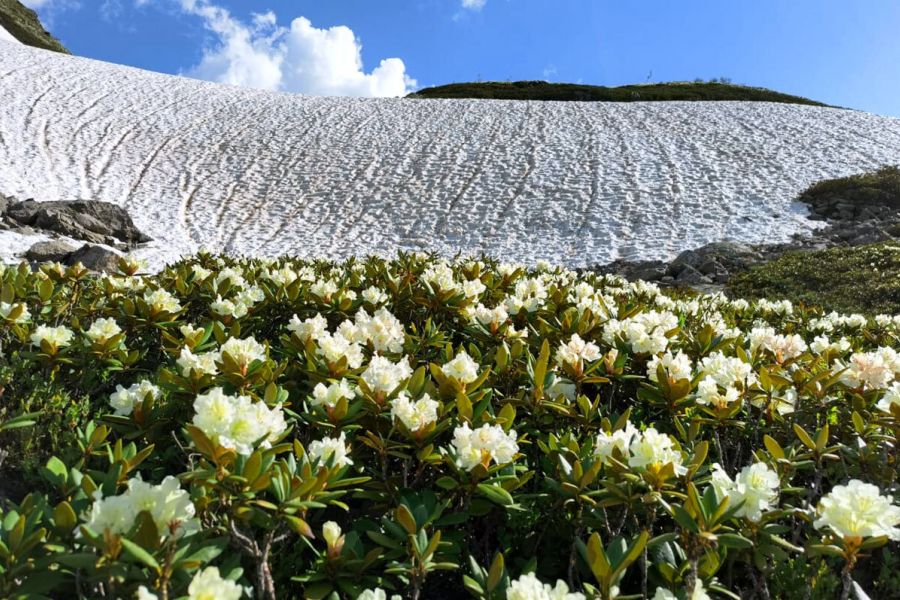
24;0;900;116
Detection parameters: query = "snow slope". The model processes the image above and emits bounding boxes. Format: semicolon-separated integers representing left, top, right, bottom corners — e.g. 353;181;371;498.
0;22;19;44
2;42;900;268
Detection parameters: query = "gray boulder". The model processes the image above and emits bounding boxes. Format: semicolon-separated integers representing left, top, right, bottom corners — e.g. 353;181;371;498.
5;200;151;246
66;244;121;272
25;240;77;263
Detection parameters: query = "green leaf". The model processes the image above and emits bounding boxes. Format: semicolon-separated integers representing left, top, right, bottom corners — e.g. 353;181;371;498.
120;538;160;571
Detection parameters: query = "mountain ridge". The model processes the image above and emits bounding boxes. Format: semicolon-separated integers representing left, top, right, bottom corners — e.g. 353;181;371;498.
0;0;68;53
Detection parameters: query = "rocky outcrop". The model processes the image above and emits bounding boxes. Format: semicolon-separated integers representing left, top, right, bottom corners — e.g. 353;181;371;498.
0;0;68;53
591;192;900;291
3;199;151;247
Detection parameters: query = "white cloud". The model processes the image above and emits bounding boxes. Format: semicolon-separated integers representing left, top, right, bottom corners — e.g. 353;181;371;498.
461;0;486;9
177;0;415;97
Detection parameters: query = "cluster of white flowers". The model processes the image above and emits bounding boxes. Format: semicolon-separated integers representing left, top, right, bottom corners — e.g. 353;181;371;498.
698;352;755;388
0;301;30;323
30;324;74;349
85;317;123;343
875;314;900;329
308;432;353;468
603;310;678;355
595;424;685;475
555;334;602;371
468;303;509;329
503;277;548;314
356;589;401;600
809;312;868;332
109;380;159;416
361;355;414;395
143;288;182;314
755;298;794;316
138;566;244;600
710;462;780;522
647;351;693;383
422;262;459;293
177;347;220;377
106;275;147;292
354;308;405;353
506;572;586;600
390;392;439;432
814;479;900;540
653;580;711;600
361;286;389;306
442;351;481;384
210;286;264;319
748;327;807;361
84;476;198;540
810;334;851;355
310;379;355;409
192;388;287;455
263;264;300;287
219;336;267;370
452;423;519;471
836;348;900;390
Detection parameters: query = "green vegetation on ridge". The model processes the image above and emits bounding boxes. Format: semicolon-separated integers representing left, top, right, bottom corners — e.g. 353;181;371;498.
0;0;68;53
411;80;828;106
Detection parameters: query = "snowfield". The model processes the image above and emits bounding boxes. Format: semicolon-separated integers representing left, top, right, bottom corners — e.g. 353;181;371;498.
2;41;900;268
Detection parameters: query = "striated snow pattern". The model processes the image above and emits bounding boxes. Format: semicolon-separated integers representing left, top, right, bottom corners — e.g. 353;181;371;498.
2;41;900;268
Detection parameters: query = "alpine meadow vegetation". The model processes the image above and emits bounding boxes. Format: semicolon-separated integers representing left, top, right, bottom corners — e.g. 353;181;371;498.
1;252;899;599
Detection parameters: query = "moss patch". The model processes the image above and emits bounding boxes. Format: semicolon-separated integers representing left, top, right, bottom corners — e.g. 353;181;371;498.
0;0;68;53
727;242;900;314
410;80;827;106
799;165;900;213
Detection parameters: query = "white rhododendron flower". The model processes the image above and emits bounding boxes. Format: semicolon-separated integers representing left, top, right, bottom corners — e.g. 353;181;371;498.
470;303;509;329
653;580;711;600
814;479;900;540
210;295;249;319
452;423;518;471
308;432;353;467
31;324;74;349
463;278;486;298
695;377;740;407
628;428;685;475
391;392;439;432
441;351;480;384
748;327;807;361
310;379;355;409
310;279;339;299
362;286;389;306
322;520;342;547
143;288;182;313
177;347;220;377
647;351;693;383
357;589;402;600
361;355;413;394
0;301;30;323
506;572;586;600
288;313;329;342
837;351;896;390
180;323;205;339
555;334;601;369
316;331;364;369
85;317;123;343
220;336;266;370
603;310;677;355
422;262;459;293
810;334;851;354
710;462;779;522
594;422;639;465
213;267;247;290
504;277;547;314
355;308;405;353
187;566;244;600
876;382;900;413
698;352;756;388
109;380;159;416
192;388;286;455
136;586;158;600
84;476;198;540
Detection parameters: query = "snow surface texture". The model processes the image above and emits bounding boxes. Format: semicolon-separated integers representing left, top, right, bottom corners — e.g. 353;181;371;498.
0;23;20;44
2;43;900;269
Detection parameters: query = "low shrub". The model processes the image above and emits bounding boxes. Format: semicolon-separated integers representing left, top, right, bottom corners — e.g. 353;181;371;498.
1;253;899;599
727;242;900;315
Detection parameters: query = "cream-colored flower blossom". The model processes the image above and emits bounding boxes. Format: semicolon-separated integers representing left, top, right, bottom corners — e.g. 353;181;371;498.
308;432;353;467
628;428;685;475
0;301;30;323
594;422;639;466
288;313;329;342
391;392;439;432
361;355;413;395
451;423;518;471
143;288;182;314
187;567;243;600
310;379;355;409
506;572;586;600
177;347;220;377
710;462;779;522
876;382;900;413
192;388;286;455
30;324;74;349
84;476;198;541
85;317;123;343
814;479;900;540
220;336;266;370
109;380;159;416
647;351;693;383
555;334;601;369
441;351;480;384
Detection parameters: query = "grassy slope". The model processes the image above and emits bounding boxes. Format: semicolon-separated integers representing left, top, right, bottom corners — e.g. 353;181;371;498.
799;165;900;211
410;80;827;106
0;0;67;53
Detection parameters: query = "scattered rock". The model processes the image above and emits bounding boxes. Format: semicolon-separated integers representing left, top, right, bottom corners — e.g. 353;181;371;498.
66;244;121;272
25;240;77;262
4;199;151;246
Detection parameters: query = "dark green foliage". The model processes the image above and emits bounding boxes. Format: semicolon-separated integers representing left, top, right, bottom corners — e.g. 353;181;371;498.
727;242;900;315
0;0;68;53
800;165;900;211
410;80;827;106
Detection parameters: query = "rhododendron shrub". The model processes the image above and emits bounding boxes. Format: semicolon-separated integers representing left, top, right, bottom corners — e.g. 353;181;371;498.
0;252;898;599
